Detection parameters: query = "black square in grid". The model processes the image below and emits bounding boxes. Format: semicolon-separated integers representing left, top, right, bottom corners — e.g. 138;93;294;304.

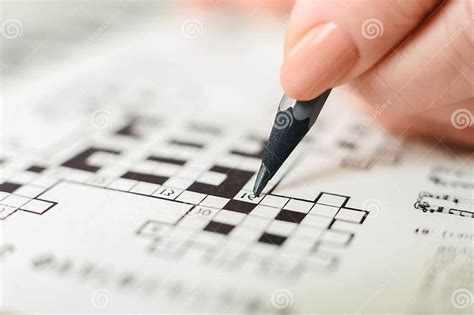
223;199;256;214
26;165;47;173
0;182;21;193
258;232;287;246
275;209;307;223
204;221;235;235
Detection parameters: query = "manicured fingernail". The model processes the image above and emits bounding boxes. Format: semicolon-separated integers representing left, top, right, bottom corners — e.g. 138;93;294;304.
281;22;358;100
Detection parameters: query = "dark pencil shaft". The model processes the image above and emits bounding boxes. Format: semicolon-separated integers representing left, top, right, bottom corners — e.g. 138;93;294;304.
253;89;331;196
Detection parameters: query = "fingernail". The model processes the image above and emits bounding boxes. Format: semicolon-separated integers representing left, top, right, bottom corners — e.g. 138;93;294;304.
281;22;358;100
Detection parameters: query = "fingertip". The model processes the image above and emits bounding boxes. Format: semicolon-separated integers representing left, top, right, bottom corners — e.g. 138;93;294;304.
280;68;320;101
281;22;358;101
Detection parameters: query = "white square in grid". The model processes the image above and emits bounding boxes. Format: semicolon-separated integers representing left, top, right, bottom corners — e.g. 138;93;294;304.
317;193;347;207
67;171;92;183
292;225;324;242
331;220;362;232
194;231;224;247
175;167;203;180
0;204;16;219
32;175;58;188
152;146;183;157
12;171;37;184
215;243;246;263
14;185;45;198
163;177;193;190
153;186;183;200
284;199;313;213
306;253;334;268
250;205;280;219
228;226;262;242
200;195;229;209
266;220;297;236
300;214;332;229
237;159;260;176
311;204;339;218
234;190;264;204
232;139;261;155
221;238;247;252
44;166;70;178
185;159;213;170
167;226;196;241
180;246;207;264
320;230;351;245
134;161;158;174
188;206;220;218
99;164;128;178
176;191;206;204
335;208;365;223
86;175;114;187
260;195;289;208
283;236;316;253
108;178;137;191
130;182;160;195
264;255;300;273
241;216;270;229
0;192;10;201
137;221;171;238
178;215;211;230
151;238;186;255
197;171;226;186
248;243;278;256
213;209;245;225
153;163;181;177
2;194;30;208
20;199;54;214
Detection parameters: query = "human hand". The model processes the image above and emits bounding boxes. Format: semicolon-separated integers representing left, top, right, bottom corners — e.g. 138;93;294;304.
194;0;474;147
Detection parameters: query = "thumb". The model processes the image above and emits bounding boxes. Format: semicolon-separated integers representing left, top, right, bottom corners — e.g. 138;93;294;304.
281;0;441;100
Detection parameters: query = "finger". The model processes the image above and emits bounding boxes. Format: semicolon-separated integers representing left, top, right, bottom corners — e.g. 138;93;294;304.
353;0;473;115
228;0;295;14
351;0;474;148
424;98;474;127
358;98;474;148
280;0;440;100
189;0;294;14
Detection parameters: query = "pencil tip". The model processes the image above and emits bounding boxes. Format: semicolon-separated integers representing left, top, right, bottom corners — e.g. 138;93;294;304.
253;163;272;197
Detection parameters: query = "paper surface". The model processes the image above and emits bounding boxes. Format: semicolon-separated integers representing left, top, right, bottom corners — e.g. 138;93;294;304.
1;7;473;314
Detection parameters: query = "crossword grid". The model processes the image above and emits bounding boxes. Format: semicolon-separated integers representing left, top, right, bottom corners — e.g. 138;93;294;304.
0;166;58;220
0;113;399;222
134;189;368;274
0;116;370;274
0;112;376;278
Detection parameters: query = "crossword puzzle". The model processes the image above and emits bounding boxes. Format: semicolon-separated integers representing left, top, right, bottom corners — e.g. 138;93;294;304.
0;113;385;222
0;166;58;220
136;190;367;276
0;117;374;275
0;114;371;275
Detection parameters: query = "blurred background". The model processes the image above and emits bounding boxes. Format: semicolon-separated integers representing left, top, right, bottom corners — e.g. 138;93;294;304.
0;0;293;112
1;1;164;80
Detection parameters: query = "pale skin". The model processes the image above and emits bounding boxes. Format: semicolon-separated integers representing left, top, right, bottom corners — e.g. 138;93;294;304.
193;0;474;147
